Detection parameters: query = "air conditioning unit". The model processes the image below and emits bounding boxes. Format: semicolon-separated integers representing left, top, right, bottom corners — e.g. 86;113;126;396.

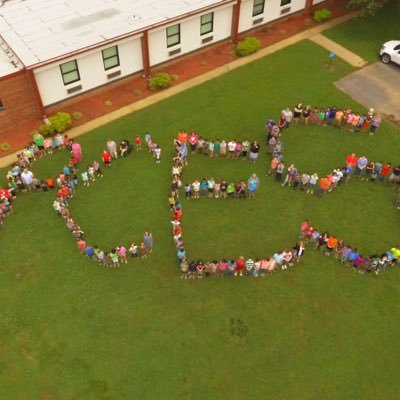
67;85;82;94
202;36;213;44
107;70;121;79
169;48;181;57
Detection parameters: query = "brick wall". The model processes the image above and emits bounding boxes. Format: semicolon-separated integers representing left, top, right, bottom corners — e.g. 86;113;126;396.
0;71;41;137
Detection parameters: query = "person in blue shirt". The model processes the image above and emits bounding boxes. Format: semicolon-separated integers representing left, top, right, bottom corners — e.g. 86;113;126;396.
85;246;94;258
177;248;186;263
347;248;359;266
200;178;207;197
247;173;259;198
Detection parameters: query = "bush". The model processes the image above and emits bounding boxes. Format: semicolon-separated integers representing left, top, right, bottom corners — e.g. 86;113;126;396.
72;111;82;120
38;123;55;136
49;112;72;133
235;37;260;57
0;142;11;152
148;73;172;91
313;8;332;22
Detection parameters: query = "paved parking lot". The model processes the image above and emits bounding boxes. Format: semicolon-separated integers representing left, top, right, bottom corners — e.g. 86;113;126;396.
335;62;400;124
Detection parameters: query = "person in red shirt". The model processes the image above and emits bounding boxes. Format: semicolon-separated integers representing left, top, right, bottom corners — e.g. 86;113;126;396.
380;162;391;182
345;153;358;168
318;177;330;196
178;130;188;144
69;156;78;168
235;256;245;276
46;177;54;189
300;219;309;238
64;134;71;148
102;150;111;167
135;136;142;151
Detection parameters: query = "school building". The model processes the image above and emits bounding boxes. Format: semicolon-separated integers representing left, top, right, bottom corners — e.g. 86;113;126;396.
0;0;329;134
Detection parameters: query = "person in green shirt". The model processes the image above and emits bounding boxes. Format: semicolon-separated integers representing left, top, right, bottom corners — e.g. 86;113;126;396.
227;182;235;197
214;140;220;157
33;132;45;157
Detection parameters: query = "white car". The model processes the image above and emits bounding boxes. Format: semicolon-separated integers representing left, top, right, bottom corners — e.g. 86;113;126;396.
379;40;400;65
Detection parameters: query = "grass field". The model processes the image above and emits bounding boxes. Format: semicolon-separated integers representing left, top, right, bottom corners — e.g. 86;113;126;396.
1;39;400;399
324;1;400;63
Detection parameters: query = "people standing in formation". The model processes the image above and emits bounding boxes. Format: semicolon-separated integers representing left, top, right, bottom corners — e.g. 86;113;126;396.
2;132;154;266
170;131;304;279
300;220;400;275
267;105;399;199
182;175;259;200
178;130;260;163
282;104;382;135
51;136;153;266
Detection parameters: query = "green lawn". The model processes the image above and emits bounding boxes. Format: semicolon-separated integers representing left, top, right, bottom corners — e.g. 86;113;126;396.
324;1;400;63
1;40;400;399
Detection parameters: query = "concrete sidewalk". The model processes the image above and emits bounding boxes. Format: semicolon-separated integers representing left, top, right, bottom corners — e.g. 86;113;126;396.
0;12;358;169
309;33;368;68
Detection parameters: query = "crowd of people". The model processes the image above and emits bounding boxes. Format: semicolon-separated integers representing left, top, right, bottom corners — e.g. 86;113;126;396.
300;220;400;275
266;107;400;200
278;104;382;135
170;132;305;278
176;130;261;163
2;111;399;275
51;136;155;266
2;131;155;267
180;175;260;200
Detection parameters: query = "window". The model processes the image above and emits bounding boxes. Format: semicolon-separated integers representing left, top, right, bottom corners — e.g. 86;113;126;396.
166;24;180;48
280;0;291;6
60;60;80;85
102;46;120;70
252;0;265;16
200;12;214;36
0;100;4;111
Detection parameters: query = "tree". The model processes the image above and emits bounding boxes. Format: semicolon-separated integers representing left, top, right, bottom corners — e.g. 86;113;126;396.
347;0;383;17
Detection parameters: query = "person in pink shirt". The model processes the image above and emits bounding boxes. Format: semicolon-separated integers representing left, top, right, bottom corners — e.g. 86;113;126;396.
43;137;53;154
345;112;354;131
218;259;227;276
117;246;127;264
188;131;198;153
71;140;82;162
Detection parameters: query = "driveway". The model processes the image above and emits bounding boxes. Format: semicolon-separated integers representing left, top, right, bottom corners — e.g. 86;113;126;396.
335;62;400;125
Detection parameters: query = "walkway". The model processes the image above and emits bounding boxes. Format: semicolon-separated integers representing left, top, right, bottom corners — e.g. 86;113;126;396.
0;7;359;169
309;33;368;68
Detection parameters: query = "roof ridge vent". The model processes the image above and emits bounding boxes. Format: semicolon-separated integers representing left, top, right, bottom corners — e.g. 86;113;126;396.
127;14;142;24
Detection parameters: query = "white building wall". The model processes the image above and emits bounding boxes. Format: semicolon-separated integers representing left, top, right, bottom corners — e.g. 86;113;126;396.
239;0;306;33
34;36;143;106
148;5;233;67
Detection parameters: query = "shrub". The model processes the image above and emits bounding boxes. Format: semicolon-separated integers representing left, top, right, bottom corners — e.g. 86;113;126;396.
235;37;260;57
72;111;82;120
313;8;332;22
49;112;72;133
170;74;179;81
104;100;113;107
0;142;11;152
38;123;55;136
148;72;172;91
